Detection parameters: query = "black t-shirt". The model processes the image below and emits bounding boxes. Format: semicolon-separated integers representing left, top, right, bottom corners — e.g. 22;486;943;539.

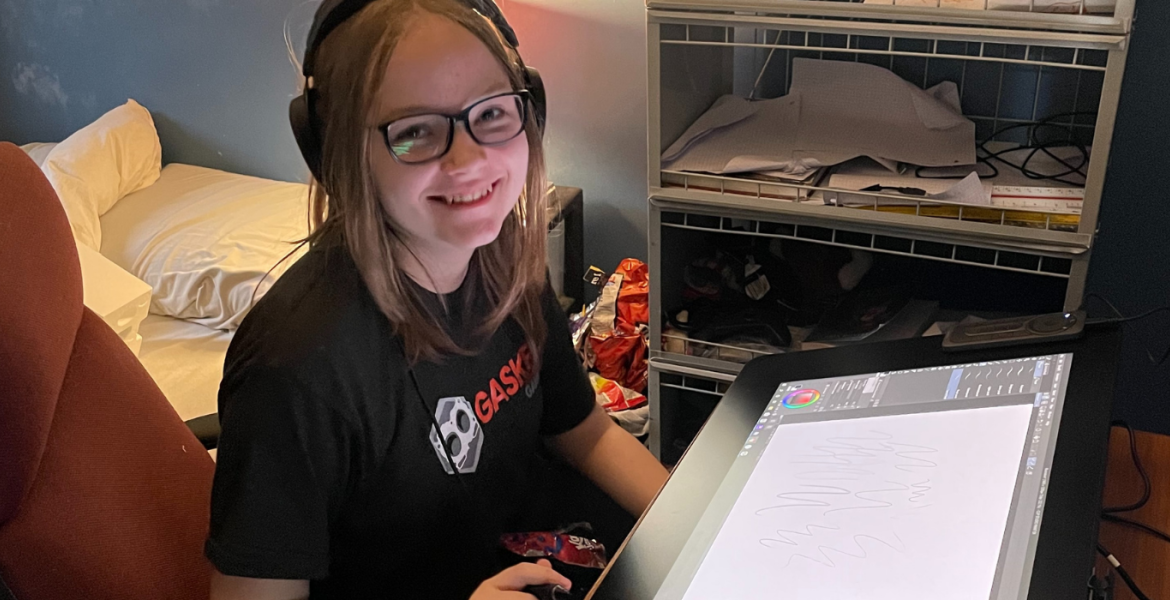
205;243;597;599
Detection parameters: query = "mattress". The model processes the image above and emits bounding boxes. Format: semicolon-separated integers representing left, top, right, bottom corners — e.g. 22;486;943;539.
136;314;232;422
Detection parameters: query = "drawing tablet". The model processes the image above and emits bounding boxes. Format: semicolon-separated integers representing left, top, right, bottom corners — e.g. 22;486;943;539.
589;329;1122;600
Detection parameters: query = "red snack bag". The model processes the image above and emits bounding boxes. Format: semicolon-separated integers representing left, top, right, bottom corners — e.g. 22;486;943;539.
500;531;608;569
613;259;648;330
589;259;650;393
589;373;647;412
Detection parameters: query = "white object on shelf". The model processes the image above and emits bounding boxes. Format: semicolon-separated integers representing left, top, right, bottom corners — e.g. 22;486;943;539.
76;243;152;356
662;59;976;179
992;186;1085;214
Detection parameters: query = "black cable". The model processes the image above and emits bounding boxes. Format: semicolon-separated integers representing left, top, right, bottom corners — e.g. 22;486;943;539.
1103;421;1151;514
916;111;1095;185
915;159;999;180
1083;293;1170;367
1095;421;1170;600
1103;513;1170;546
1087;299;1170;325
1097;544;1153;600
398;337;476;502
1076;293;1170;367
1086;292;1127;321
408;365;473;493
980;127;1090;184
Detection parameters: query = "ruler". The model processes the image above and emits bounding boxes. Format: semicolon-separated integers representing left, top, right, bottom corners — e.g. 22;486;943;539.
991;186;1084;214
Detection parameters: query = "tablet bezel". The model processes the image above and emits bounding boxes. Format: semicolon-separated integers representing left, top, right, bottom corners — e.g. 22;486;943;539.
589;327;1122;600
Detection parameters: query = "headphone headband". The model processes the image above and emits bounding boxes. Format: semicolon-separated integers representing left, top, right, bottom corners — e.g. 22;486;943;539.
302;0;520;79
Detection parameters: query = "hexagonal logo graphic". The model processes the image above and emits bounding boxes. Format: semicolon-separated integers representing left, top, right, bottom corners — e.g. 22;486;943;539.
428;396;484;474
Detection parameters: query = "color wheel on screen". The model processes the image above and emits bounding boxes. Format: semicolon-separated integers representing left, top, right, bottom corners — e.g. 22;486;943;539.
781;389;820;409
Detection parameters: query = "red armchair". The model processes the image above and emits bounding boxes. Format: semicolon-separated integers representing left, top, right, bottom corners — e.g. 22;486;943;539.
0;142;214;599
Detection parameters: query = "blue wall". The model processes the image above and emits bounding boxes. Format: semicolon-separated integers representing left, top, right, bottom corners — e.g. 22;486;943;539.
0;0;317;182
1085;0;1170;435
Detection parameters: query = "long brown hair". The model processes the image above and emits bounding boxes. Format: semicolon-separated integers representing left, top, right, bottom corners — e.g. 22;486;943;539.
304;0;549;364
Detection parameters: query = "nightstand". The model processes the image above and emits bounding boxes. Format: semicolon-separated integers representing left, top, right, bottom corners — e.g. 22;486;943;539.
76;244;151;356
547;185;584;313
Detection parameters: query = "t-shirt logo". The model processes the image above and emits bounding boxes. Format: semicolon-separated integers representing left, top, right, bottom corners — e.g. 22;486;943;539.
474;344;537;424
428;396;484;474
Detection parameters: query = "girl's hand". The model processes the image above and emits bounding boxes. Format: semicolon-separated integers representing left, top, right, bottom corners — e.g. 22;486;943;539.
469;559;572;599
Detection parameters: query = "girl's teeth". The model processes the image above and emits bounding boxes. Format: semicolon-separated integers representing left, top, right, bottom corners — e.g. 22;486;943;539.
445;184;492;204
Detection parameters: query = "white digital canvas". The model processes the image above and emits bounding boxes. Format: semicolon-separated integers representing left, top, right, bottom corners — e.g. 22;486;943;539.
679;404;1034;600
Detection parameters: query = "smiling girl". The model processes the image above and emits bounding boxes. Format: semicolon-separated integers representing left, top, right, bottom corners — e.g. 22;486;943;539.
204;1;667;599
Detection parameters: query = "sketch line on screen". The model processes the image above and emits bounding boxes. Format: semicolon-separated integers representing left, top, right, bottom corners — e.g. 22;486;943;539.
890;443;939;472
787;431;939;474
757;432;939;516
795;467;876;481
827;481;912;515
755;484;853;513
909;479;932;505
760;532;907;569
759;523;840;546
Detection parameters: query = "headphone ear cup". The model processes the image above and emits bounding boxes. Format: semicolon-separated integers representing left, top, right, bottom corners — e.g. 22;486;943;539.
289;92;325;183
524;66;546;137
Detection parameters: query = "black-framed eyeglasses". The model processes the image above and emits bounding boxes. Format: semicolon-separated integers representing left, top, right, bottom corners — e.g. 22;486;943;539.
377;90;530;165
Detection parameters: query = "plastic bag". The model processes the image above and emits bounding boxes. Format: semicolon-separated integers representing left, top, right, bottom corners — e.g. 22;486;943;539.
589;372;647;412
588;259;649;393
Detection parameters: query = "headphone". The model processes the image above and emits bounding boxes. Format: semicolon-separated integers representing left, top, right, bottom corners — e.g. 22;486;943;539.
288;0;546;184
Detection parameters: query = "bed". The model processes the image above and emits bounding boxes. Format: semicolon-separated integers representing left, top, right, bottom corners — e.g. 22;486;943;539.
20;100;311;423
137;315;233;422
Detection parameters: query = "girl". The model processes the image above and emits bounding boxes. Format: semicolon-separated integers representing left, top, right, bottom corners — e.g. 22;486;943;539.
205;0;668;599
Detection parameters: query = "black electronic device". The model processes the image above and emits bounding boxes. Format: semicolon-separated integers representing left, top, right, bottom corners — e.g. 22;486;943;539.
288;0;546;185
943;310;1086;351
589;328;1122;600
524;584;572;600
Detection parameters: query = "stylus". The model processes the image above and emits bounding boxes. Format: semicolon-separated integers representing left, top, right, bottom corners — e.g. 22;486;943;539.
523;584;572;600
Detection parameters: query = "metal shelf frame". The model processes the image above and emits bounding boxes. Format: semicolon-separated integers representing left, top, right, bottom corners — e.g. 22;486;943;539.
648;358;738;458
643;0;1132;459
657;202;1077;277
647;0;1135;36
659;171;1086;242
649;17;1130;246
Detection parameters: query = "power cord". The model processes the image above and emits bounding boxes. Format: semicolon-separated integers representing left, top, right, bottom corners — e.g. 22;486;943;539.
977;113;1092;186
1103;513;1170;545
1096;544;1152;600
1102;421;1151;514
1083;293;1170;368
1100;420;1170;544
916;111;1094;185
1096;421;1170;600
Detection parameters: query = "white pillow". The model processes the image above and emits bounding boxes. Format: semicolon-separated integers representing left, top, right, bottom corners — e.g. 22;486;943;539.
19;142;57;167
41;99;162;250
99;163;310;330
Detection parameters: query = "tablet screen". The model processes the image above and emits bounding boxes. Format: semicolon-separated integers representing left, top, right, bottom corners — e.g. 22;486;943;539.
654;353;1073;600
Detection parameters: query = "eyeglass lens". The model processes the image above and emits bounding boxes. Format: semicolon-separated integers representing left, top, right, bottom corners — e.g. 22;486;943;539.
384;93;525;163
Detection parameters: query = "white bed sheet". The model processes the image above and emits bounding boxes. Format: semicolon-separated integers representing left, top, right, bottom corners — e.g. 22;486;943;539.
137;314;232;422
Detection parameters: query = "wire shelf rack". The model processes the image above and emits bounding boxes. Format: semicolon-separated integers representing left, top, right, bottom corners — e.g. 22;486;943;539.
659;207;1075;277
661;170;1083;234
658;367;735;397
662;24;1110;71
661;333;783;366
659;21;1109;137
647;0;1133;36
654;19;1108;247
